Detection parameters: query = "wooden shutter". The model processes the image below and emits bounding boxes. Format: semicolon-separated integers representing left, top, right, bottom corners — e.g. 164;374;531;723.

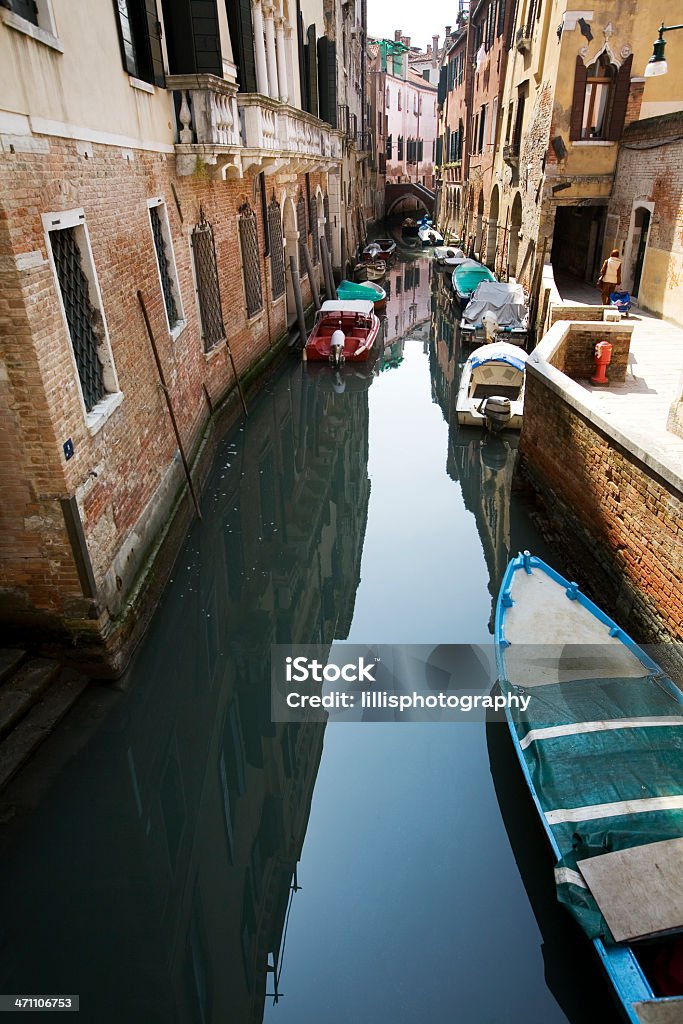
607;54;632;140
438;66;447;105
317;37;337;127
112;0;138;76
144;0;165;86
226;0;256;92
161;0;221;76
569;56;587;140
306;25;319;118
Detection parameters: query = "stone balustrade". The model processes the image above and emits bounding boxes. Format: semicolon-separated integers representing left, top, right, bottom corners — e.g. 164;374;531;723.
167;76;342;177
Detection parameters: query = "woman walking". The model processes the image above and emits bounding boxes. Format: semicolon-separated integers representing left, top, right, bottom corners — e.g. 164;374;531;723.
599;249;622;305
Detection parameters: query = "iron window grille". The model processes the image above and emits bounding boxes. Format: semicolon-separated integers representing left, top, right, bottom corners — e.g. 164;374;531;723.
149;204;180;329
309;194;320;266
296;190;308;277
238;202;263;318
267;196;286;300
191;208;225;351
323;193;331;251
50;227;106;413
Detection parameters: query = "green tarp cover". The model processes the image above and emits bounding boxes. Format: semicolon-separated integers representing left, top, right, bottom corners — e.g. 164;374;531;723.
502;674;683;943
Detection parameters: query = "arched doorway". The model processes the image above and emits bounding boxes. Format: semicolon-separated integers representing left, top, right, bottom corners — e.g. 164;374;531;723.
629;205;652;298
486;186;500;271
508;193;522;278
475;192;484;257
282;194;298;326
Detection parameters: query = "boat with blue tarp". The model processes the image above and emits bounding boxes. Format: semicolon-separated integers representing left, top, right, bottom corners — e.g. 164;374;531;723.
495;552;683;1024
456;343;527;431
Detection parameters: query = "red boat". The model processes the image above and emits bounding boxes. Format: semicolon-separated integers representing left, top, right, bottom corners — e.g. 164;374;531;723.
303;300;381;366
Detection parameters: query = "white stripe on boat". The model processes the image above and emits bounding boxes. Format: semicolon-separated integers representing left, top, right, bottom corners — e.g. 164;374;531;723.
519;717;683;749
554;867;588;890
545;795;683;825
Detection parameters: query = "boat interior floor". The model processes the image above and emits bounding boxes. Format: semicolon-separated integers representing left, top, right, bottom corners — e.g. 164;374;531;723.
471;384;520;400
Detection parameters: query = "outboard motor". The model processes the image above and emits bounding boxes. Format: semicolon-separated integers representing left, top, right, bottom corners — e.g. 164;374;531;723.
330;329;345;368
480;396;512;433
482;311;500;343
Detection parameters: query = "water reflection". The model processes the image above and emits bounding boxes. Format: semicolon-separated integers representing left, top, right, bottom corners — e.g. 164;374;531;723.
0;361;371;1023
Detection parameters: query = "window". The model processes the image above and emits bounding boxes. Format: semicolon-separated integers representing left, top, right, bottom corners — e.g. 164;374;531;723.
45;209;120;422
505;102;514;143
191;209;225;353
148;199;184;336
1;0;61;49
112;0;165;86
511;91;525;154
296;189;308;277
398;135;404;160
490;97;498;147
238;202;263;317
582;53;616;139
267;195;286;300
386;134;393;158
386;86;390;109
479;105;487;152
398;89;402;110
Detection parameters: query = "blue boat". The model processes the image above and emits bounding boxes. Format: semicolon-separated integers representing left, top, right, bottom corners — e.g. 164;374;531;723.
452;259;496;303
495;553;683;1023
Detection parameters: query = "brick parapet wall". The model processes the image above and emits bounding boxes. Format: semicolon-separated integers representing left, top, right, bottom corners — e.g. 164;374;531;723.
0;138;325;668
547;323;631;383
519;373;683;644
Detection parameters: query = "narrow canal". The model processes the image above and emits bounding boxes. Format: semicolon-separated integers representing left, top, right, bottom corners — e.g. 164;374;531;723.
0;251;618;1023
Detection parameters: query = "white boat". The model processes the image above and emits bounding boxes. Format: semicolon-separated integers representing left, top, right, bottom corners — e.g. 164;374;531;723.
418;224;444;246
495;553;683;1024
433;246;466;268
460;281;529;346
456;342;527;431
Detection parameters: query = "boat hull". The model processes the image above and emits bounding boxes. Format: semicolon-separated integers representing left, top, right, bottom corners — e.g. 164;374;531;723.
494;554;683;1024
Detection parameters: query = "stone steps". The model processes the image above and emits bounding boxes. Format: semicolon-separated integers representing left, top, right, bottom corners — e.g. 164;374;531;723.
0;651;90;792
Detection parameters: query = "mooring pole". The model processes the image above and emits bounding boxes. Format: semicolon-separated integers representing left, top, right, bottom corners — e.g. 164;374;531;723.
290;254;308;352
137;290;202;521
320;235;333;299
300;243;321;311
321;235;337;299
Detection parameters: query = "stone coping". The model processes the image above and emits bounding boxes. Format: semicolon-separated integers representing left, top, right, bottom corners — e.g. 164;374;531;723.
528;320;682;495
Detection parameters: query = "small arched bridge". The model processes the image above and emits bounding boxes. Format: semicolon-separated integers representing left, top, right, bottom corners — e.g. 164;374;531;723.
385;182;435;218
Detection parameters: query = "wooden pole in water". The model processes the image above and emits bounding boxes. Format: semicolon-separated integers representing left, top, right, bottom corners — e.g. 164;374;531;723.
300;243;321;311
320;235;336;300
225;336;248;418
137;290;202;521
290;253;308;352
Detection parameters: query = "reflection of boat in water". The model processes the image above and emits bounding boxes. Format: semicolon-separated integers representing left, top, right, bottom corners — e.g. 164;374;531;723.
456;343;527;431
495;553;683;1024
304;360;378;393
460;281;529;347
402;217;418;236
354;260;386;282
303;300;380;367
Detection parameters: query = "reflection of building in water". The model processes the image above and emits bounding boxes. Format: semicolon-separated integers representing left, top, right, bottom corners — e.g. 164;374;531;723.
430;270;460;417
0;362;370;1024
449;433;519;633
383;258;433;343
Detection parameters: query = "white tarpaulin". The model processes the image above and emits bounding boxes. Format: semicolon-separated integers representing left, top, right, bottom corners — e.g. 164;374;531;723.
462;282;528;328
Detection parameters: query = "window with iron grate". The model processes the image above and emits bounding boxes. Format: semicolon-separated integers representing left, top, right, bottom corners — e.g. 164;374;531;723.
239;202;263;318
267;196;286;300
191;209;225;352
309;194;319;266
296;190;308;277
45;209;119;422
148;200;184;335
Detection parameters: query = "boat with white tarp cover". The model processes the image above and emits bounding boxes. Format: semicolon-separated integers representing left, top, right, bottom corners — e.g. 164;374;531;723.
460;281;529;346
495;552;683;1024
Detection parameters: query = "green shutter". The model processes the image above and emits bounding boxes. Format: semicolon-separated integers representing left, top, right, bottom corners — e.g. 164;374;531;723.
144;0;165;86
317;37;337;127
226;0;257;92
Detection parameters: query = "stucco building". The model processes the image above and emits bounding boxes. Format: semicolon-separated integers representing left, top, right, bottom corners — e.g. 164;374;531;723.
0;0;366;671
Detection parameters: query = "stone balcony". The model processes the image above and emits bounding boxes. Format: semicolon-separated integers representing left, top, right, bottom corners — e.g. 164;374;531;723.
167;75;342;179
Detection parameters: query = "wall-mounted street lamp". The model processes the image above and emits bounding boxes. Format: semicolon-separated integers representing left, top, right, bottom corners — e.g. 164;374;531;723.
644;22;683;77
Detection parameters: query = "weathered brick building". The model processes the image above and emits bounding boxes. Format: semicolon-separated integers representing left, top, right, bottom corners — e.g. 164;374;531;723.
0;0;366;672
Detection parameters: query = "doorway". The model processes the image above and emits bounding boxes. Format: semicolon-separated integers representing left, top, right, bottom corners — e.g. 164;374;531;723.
631;207;651;297
551;204;606;283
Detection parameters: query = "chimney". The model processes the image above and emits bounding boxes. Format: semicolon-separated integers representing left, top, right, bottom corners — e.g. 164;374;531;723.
403;36;411;48
432;34;439;65
426;44;432;57
445;25;451;37
395;28;402;41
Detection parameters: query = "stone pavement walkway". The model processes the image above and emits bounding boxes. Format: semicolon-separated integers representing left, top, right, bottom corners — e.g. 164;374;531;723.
554;276;683;480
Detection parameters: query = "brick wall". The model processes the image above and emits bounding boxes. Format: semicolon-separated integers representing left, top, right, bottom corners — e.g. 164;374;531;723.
0;138;326;670
547;323;632;382
520;373;683;644
550;304;608;323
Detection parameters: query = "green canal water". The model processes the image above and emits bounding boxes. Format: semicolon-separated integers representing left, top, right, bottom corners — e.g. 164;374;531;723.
0;254;618;1022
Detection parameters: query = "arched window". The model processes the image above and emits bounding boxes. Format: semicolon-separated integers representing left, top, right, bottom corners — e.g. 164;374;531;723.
238;202;262;318
386;86;390;109
582;53;616;139
267;196;285;300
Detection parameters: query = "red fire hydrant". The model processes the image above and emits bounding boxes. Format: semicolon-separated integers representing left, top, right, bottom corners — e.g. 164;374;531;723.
591;340;613;385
